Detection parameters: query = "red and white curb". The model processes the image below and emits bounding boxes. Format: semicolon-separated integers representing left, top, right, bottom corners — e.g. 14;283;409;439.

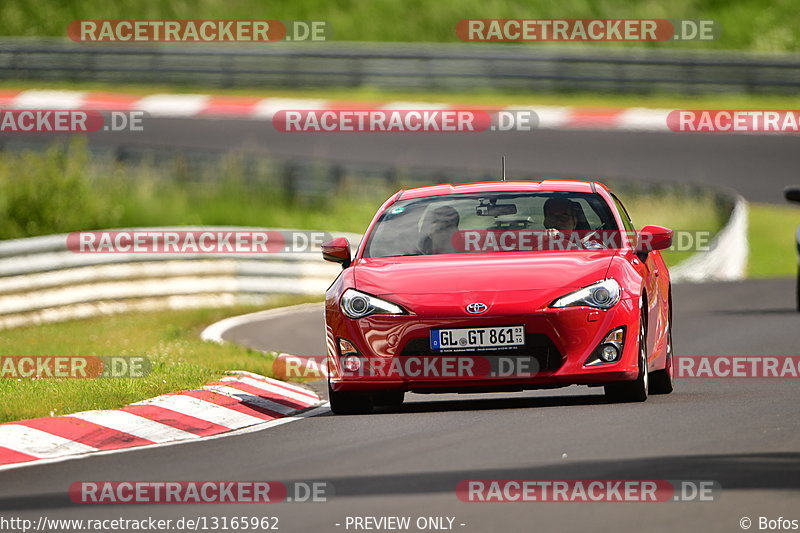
0;89;672;132
0;370;321;469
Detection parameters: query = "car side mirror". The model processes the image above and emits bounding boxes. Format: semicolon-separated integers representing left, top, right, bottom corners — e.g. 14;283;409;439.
785;186;800;203
322;237;351;268
637;225;673;253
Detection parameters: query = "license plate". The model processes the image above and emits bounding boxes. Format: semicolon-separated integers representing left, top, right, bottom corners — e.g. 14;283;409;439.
430;326;525;350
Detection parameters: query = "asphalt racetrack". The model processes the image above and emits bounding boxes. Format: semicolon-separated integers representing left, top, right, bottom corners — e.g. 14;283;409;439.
1;123;799;532
7;117;799;202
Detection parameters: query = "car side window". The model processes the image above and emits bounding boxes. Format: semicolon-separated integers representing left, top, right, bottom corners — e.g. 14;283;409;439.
611;194;637;247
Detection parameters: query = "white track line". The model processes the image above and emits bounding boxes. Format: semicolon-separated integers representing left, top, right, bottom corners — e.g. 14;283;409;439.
228;370;320;398
133;394;265;428
200;302;323;344
12;90;87;110
133;94;210;117
252;98;328;119
67;411;200;444
0;425;97;458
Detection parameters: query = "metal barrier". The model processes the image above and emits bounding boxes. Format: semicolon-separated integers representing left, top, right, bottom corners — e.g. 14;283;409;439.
0;227;359;329
2;39;799;94
669;195;748;282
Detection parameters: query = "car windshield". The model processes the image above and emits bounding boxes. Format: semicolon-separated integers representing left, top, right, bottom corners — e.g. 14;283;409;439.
363;191;620;258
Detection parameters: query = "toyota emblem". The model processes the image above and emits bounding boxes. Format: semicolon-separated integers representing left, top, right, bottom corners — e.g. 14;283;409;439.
466;302;488;314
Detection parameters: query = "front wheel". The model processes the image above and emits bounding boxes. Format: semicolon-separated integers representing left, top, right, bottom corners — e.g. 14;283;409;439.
605;311;649;403
650;328;674;395
328;380;373;415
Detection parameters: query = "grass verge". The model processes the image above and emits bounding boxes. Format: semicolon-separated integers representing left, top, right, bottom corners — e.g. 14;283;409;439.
623;189;727;267
0;139;385;237
748;203;800;278
0;294;320;424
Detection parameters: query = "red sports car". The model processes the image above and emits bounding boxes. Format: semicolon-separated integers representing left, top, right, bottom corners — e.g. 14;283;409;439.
322;180;674;414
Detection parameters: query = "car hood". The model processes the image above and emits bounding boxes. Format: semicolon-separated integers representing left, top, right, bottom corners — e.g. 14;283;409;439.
354;251;617;296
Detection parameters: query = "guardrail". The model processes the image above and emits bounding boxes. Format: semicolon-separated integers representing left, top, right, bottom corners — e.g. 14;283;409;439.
0;227;360;330
1;39;799;94
669;195;748;283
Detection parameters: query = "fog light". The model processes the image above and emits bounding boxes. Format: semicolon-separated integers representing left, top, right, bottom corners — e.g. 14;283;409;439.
584;326;626;367
342;356;361;372
600;344;619;362
339;338;358;357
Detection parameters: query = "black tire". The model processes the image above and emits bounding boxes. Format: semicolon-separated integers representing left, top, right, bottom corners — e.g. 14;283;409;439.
372;390;405;409
649;329;674;395
328;380;373;415
605;309;649;403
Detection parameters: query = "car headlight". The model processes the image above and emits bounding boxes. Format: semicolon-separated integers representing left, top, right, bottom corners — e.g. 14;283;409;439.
550;279;622;310
341;289;405;319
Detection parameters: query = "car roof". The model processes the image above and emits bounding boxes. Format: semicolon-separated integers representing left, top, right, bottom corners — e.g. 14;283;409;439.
396;180;606;200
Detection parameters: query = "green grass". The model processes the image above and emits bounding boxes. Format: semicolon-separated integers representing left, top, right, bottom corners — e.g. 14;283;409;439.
622;189;727;266
747;203;800;278
3;80;800;111
0;139;386;237
0;295;320;423
1;0;799;51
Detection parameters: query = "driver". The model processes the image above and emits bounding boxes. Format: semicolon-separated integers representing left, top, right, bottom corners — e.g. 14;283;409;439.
543;197;577;232
420;205;460;254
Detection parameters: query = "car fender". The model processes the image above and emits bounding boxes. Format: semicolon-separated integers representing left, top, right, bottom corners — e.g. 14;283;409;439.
605;250;668;371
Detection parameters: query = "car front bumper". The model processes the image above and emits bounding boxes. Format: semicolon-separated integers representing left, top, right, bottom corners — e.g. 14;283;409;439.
327;297;642;393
